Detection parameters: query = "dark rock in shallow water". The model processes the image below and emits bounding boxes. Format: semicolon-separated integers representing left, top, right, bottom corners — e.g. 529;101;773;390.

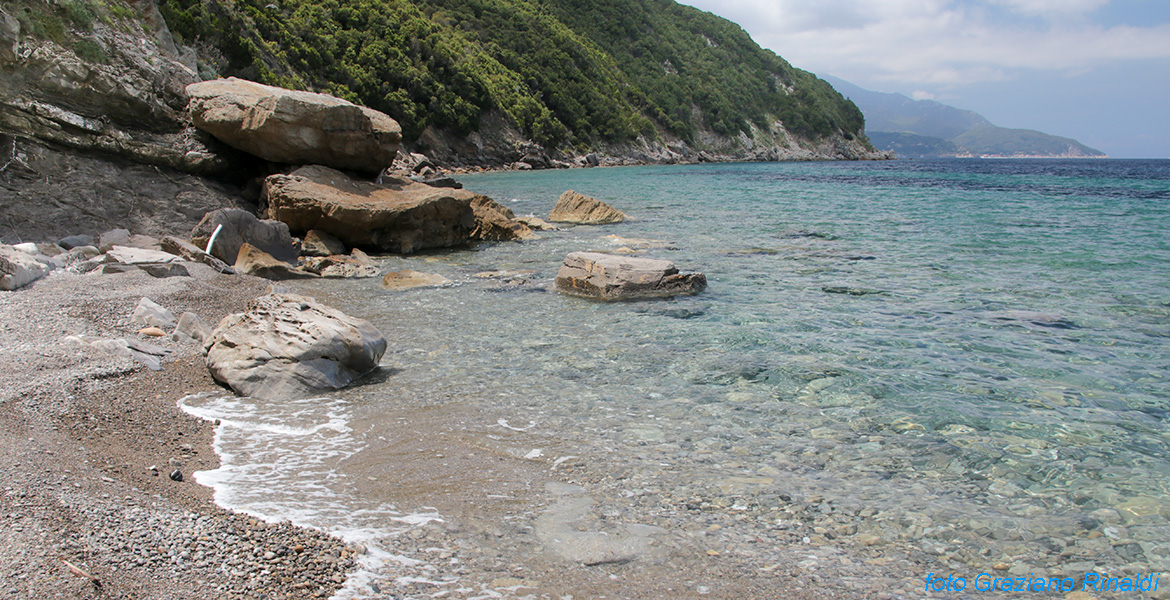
779;229;839;241
822;286;885;296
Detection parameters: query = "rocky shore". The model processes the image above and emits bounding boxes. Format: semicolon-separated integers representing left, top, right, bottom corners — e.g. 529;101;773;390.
0;259;361;599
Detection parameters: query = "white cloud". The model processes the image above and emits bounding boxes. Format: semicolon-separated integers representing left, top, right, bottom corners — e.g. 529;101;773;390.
911;90;936;100
677;0;1170;88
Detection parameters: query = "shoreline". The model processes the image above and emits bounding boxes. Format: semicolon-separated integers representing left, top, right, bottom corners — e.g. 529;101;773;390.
0;263;355;599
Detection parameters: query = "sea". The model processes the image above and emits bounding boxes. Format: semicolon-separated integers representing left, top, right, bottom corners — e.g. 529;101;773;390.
180;159;1170;599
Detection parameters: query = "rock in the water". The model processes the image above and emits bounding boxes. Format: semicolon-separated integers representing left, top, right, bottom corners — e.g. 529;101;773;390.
187;77;401;175
470;196;536;242
130;297;177;330
554;252;706;300
0;245;52;291
203;293;388;399
191;208;298;266
234;243;318;280
262;165;480;254
381;270;452;291
515;215;559;231
301;229;347;257
548;190;627;225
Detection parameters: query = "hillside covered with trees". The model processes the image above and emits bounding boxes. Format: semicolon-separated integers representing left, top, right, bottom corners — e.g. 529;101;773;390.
154;0;874;160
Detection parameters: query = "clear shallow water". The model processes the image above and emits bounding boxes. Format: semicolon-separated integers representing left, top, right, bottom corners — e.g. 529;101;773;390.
184;160;1170;598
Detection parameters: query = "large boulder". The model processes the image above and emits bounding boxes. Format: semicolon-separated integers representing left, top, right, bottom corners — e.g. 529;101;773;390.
470;197;536;242
548;190;627;225
554;252;706;300
262;165;480;254
0;245;52;291
186;78;401;175
204;293;387;399
191;208;299;266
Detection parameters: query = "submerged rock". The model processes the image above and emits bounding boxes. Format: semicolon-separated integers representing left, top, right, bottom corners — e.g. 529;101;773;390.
262;165;480;254
187;78;401;175
381;270;452;291
204;293;387;399
548;190;627;225
554;251;706;300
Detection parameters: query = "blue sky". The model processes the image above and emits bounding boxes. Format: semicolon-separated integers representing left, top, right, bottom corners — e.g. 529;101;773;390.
675;0;1170;157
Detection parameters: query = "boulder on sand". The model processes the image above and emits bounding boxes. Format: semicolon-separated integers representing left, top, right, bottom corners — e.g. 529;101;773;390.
0;245;52;291
186;78;401;175
234;243;318;280
554;252;706;300
191;208;299;266
547;190;627;225
204;293;387;399
262;165;482;254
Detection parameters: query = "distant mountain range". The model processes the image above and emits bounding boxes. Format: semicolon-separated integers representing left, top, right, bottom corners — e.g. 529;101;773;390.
823;76;1106;159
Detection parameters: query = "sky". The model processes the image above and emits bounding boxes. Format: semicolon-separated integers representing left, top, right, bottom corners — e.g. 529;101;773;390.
675;0;1170;157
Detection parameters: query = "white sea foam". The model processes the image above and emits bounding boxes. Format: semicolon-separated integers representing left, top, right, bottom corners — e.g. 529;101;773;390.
178;392;450;600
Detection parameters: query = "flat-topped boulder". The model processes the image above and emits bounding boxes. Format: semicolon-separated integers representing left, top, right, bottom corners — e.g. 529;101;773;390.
204;293;387;399
187;78;402;174
263;165;485;254
555;252;706;300
548;190;627;225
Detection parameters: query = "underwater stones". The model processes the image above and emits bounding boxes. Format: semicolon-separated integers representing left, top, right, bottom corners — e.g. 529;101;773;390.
381;270;452;291
554;252;706;300
204;293;387;399
186;78;401;175
547;190;627;225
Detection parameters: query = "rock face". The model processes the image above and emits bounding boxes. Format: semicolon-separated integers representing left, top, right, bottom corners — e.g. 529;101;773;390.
191;208;299;266
204;293;387;400
547;191;627;225
187;78;402;174
554;252;706;300
262;165;481;254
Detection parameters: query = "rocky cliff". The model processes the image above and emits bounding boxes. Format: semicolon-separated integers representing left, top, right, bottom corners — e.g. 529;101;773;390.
0;0;258;242
0;0;882;243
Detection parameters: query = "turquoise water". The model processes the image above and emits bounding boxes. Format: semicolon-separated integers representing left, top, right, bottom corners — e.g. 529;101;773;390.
184;160;1170;598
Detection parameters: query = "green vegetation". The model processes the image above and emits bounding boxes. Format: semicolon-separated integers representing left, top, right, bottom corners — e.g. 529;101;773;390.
951;126;1104;157
4;0;138;53
155;0;867;150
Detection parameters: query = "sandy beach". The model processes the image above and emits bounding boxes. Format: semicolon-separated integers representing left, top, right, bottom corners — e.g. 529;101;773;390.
0;263;356;599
